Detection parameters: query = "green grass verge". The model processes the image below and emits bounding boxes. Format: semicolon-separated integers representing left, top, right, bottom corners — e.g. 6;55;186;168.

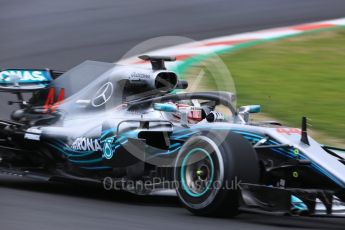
183;28;345;144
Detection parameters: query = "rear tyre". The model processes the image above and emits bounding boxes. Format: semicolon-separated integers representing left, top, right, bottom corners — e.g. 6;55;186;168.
174;131;259;217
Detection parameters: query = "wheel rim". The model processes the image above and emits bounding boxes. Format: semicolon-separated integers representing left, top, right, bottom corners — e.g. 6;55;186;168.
180;148;215;197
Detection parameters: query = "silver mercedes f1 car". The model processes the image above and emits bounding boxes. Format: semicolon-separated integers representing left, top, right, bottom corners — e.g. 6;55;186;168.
0;56;345;217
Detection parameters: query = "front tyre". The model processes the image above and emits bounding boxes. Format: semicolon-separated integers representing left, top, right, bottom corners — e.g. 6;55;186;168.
174;131;259;217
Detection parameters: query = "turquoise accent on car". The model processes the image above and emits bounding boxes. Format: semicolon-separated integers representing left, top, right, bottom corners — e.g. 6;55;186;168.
153;103;178;112
180;148;215;197
151;146;182;158
102;137;128;160
100;128;117;139
248;105;261;113
291;195;308;212
47;143;96;158
102;137;115;159
172;131;199;140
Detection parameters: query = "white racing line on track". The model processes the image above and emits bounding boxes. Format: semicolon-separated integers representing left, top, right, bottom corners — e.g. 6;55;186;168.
116;17;345;196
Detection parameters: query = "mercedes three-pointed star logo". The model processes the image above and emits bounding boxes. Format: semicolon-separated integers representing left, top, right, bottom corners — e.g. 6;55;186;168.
91;82;114;107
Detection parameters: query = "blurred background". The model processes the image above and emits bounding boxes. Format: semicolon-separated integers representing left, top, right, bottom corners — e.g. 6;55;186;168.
1;1;345;229
1;0;345;69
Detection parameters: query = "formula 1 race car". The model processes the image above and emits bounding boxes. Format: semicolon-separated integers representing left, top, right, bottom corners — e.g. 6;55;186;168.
1;56;345;217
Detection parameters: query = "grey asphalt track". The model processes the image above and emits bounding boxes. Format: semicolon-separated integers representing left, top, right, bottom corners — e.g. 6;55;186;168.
1;0;345;229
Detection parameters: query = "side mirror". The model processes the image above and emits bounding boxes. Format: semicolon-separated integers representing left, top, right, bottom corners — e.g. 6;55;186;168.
239;105;261;114
153;103;178;112
238;105;261;124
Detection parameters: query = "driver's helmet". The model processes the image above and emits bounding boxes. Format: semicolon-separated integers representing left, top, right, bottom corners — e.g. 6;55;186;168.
172;100;203;124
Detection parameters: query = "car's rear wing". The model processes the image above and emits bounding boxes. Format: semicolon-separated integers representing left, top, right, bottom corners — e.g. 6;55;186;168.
0;69;63;92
